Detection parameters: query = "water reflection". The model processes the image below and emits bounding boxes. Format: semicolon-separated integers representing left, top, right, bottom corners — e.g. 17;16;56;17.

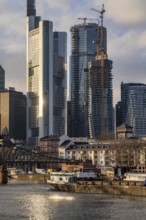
0;182;146;220
24;194;51;220
49;194;74;201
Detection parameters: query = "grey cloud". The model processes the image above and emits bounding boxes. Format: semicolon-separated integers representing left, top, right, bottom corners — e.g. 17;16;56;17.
0;0;145;105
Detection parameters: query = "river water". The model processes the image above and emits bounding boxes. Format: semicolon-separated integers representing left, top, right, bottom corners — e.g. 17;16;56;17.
0;181;146;220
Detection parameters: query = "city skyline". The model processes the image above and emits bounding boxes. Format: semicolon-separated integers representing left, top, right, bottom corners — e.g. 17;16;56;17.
0;0;146;104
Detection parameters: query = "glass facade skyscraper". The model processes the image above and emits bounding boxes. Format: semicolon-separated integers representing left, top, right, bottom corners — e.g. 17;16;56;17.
53;32;67;135
26;0;67;146
88;59;113;138
70;23;107;137
0;65;5;91
0;90;26;140
120;83;146;137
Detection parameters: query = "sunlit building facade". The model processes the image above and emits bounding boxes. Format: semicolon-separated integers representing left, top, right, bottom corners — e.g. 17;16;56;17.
0;89;26;140
26;0;67;146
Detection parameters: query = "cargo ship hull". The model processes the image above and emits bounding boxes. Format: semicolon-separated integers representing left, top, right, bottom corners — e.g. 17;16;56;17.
48;181;146;197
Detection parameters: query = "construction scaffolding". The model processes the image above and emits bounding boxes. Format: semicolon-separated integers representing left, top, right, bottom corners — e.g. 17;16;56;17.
88;5;113;139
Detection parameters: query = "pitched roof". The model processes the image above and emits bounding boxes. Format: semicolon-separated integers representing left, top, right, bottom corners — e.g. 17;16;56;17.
117;123;133;133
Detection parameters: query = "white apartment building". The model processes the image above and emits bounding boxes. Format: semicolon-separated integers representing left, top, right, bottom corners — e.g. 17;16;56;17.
58;135;116;167
58;136;146;168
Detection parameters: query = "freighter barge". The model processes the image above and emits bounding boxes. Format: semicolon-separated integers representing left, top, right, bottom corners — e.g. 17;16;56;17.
48;171;146;197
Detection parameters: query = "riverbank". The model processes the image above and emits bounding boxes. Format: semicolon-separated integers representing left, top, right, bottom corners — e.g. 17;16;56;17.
49;180;146;197
0;171;2;184
0;166;7;184
10;174;50;182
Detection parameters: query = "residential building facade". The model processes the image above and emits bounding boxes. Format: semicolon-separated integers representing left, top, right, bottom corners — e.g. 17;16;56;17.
39;135;59;158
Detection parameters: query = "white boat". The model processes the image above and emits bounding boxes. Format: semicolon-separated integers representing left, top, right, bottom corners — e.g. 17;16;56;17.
47;171;75;184
75;169;97;180
124;172;146;182
7;168;18;179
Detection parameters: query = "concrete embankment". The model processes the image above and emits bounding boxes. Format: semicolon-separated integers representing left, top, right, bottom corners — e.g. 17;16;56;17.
15;174;50;182
50;181;146;197
0;165;8;184
0;167;2;184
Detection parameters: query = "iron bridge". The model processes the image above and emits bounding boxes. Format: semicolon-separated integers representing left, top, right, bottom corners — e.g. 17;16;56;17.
0;145;69;167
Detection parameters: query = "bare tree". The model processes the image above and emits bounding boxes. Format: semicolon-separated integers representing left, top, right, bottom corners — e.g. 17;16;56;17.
110;139;142;168
98;131;115;140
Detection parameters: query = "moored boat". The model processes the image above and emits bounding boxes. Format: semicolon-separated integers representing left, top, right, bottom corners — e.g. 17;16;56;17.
47;171;75;185
124;172;146;182
47;170;146;196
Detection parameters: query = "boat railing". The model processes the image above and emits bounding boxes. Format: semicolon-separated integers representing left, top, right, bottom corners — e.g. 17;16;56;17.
50;172;74;177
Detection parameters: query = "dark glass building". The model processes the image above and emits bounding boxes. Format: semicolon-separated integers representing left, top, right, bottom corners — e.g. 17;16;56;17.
88;59;113;138
27;0;36;16
70;22;107;137
0;65;5;91
118;82;146;137
87;13;114;139
116;101;122;127
0;89;26;140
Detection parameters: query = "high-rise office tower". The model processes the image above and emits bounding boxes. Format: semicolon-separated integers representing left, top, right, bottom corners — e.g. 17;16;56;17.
0;65;5;91
0;89;26;140
119;82;146;137
88;6;113;139
26;0;67;146
53;32;67;135
27;0;36;16
70;21;107;137
115;101;122;127
88;60;113;138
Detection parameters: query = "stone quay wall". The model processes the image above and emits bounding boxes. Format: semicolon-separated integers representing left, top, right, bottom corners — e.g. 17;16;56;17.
51;181;146;197
0;166;2;184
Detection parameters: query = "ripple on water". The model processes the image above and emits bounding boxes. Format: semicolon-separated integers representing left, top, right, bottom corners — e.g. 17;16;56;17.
0;182;146;220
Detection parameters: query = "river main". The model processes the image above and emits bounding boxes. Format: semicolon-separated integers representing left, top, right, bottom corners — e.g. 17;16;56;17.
0;181;146;220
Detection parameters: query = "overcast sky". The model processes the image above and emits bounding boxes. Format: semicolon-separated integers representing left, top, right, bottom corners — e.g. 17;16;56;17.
0;0;146;105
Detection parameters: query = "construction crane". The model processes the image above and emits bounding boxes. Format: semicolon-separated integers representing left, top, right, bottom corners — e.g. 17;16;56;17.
90;4;106;137
78;17;98;24
91;4;105;28
91;4;105;54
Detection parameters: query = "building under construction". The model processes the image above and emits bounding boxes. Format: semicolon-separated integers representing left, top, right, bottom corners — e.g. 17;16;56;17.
70;18;107;137
88;5;114;138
